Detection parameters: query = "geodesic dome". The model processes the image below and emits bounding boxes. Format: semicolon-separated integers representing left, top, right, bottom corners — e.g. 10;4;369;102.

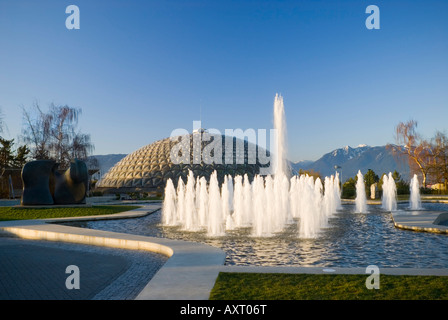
96;131;272;193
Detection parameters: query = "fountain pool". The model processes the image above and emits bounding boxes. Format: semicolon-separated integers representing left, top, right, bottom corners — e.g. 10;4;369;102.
73;93;448;269
69;202;448;268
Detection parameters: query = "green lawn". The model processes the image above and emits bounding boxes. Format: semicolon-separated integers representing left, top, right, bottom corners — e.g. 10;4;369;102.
209;272;448;300
0;205;141;221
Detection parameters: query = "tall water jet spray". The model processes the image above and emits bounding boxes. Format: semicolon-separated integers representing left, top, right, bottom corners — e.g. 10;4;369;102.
273;93;289;178
355;170;368;213
250;93;291;237
161;94;342;238
382;172;397;211
270;94;296;236
410;174;422;210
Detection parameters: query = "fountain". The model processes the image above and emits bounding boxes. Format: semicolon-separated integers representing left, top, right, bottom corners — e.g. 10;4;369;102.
272;93;288;177
161;178;177;226
381;172;397;211
162;94;342;238
78;96;448;269
409;174;422;210
355;170;368;213
207;171;225;236
162;168;341;238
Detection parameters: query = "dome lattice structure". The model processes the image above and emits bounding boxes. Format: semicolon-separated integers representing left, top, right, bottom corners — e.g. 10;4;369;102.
96;132;271;193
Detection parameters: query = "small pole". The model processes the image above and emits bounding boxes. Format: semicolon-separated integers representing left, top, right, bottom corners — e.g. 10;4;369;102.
8;174;15;199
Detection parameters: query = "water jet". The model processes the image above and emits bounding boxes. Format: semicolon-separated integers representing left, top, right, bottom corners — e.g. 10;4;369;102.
355;170;368;213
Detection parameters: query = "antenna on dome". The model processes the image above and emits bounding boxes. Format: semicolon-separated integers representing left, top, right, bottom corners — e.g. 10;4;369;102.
193;99;206;134
200;99;203;126
193;99;204;134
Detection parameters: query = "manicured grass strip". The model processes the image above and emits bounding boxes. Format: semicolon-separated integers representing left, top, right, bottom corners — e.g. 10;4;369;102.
0;205;141;221
209;272;448;300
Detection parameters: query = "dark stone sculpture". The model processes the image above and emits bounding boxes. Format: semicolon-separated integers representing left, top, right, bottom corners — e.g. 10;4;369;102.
21;160;57;205
21;159;88;206
54;159;88;205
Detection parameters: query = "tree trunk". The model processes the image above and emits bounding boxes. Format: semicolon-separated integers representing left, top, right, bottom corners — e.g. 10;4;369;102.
422;171;427;189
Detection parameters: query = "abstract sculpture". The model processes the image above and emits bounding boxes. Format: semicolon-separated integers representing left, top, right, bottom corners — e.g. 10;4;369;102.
21;159;88;206
21;160;56;206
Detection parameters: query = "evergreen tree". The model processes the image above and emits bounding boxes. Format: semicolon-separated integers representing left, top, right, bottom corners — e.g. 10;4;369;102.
364;169;379;187
342;177;356;199
14;145;30;168
0;137;14;169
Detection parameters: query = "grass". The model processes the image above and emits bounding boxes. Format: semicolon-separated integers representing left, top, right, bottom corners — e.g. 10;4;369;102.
0;205;141;221
209;272;448;300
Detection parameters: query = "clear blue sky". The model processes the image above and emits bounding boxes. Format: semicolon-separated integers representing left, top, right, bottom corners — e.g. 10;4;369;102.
0;0;447;161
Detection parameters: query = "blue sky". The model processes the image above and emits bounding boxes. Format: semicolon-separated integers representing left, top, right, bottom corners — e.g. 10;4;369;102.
0;0;447;161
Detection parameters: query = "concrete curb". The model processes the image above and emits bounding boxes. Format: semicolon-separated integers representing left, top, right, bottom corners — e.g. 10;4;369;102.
391;211;448;234
0;204;226;300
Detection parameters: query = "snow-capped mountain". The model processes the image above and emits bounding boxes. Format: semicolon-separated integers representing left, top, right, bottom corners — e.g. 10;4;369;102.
292;145;410;182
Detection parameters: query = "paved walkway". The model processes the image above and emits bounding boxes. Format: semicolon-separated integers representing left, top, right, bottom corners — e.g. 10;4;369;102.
0;203;170;300
1;202;448;300
0;236;166;300
0;203;226;300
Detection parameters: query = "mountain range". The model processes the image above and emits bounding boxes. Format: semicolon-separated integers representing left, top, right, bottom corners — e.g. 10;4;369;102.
290;145;411;182
91;154;127;178
90;145;411;183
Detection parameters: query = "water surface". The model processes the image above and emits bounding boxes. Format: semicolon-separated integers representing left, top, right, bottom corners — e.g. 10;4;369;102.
67;203;448;268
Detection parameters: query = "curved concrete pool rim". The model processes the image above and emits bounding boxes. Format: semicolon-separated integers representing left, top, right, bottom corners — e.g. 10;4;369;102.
0;204;226;300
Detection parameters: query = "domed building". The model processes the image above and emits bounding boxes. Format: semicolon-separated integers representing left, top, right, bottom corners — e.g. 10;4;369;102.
96;130;272;194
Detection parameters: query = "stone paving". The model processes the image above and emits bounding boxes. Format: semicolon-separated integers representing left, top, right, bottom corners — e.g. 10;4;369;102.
0;202;171;300
0;236;167;300
0;203;227;300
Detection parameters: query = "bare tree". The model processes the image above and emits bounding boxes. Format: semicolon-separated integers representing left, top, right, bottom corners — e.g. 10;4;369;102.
430;131;448;190
21;102;53;160
0;107;4;135
391;120;432;187
48;104;81;166
71;132;94;160
21;102;94;168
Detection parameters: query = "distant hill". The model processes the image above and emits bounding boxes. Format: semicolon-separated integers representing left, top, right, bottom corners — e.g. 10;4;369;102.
291;145;411;182
89;154;127;178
